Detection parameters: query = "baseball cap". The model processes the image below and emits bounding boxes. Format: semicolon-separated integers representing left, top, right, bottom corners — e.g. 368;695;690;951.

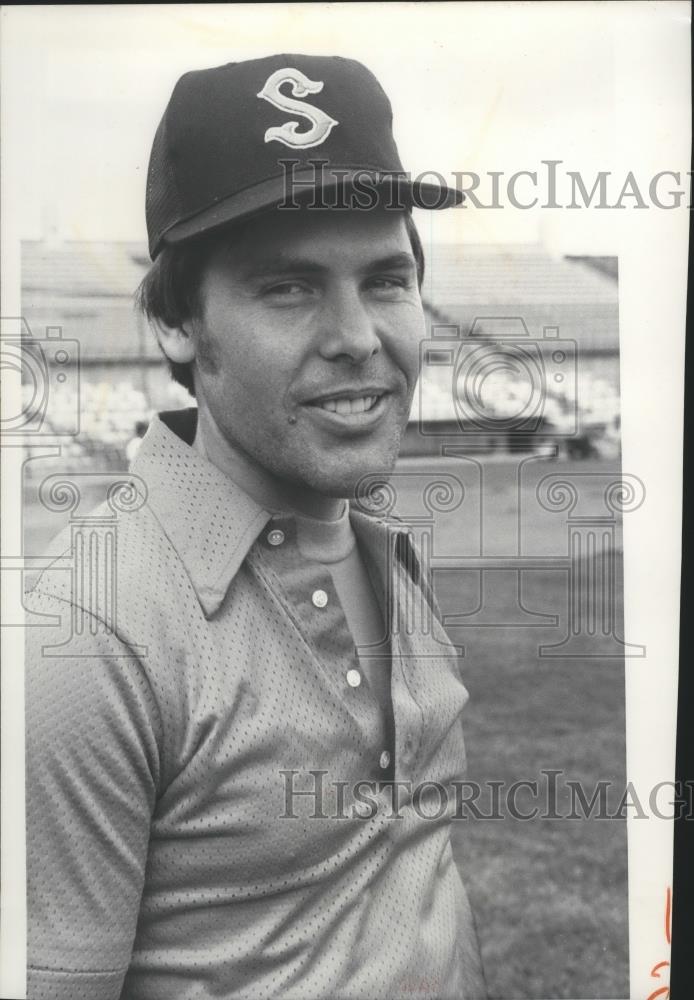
146;53;463;259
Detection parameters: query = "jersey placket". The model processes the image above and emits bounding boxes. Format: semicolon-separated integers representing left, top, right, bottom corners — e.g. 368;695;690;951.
251;514;390;797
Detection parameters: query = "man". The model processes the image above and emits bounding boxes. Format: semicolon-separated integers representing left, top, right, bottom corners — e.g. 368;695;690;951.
26;54;486;999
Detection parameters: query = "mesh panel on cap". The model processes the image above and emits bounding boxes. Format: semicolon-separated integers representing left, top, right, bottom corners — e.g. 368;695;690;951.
146;117;183;258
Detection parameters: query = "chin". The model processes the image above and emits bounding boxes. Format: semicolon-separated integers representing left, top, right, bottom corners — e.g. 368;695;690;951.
309;449;401;499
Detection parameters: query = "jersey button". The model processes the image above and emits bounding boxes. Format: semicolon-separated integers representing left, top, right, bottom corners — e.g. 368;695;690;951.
312;589;328;608
379;750;391;770
346;668;362;688
267;529;285;546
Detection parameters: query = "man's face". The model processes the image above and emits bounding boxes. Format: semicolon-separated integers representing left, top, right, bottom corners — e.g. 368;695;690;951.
187;208;424;498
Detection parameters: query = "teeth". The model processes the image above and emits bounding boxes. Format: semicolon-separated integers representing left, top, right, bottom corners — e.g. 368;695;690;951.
317;395;379;415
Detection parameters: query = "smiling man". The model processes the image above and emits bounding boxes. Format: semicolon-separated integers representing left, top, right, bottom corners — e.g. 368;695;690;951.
153;208;422;512
25;55;486;1000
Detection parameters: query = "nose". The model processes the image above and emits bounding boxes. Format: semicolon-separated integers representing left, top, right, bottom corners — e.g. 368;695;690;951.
317;286;381;364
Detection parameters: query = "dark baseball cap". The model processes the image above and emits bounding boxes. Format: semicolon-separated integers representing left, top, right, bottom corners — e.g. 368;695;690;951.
146;53;463;259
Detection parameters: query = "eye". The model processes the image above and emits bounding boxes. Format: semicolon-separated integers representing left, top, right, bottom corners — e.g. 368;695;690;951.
262;280;314;299
259;278;318;306
365;275;411;297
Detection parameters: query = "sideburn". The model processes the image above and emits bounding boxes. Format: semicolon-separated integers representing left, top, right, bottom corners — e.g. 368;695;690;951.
192;320;222;376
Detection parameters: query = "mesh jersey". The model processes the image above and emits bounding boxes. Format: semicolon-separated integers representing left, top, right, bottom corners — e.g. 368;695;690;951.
25;410;485;999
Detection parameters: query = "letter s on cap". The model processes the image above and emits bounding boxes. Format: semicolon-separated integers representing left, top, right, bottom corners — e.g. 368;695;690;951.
257;68;339;149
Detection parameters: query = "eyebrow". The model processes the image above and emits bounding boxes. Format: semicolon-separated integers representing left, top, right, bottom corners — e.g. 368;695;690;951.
240;251;416;280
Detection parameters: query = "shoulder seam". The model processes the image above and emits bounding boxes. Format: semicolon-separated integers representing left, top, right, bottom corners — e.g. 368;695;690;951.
27;589;167;774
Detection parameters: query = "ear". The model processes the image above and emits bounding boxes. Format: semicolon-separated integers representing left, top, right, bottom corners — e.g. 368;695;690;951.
150;316;196;365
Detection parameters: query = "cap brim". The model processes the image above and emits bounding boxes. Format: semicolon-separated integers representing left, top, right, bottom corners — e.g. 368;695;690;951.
157;168;463;255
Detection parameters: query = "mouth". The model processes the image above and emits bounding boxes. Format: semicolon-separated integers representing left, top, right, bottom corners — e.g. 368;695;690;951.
310;393;382;415
300;389;391;431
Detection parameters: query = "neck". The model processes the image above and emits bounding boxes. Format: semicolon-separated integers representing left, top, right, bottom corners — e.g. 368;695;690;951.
193;404;346;521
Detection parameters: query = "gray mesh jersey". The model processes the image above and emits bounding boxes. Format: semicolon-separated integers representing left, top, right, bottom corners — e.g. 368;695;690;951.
25;410;486;1000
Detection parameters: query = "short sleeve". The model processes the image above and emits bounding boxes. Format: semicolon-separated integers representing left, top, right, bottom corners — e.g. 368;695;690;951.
25;589;162;1000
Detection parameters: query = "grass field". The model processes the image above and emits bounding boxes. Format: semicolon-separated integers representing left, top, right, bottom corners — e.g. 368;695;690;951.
22;453;628;999
410;456;629;1000
442;566;627;999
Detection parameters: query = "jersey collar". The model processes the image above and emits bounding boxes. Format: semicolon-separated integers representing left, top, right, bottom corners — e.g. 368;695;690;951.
132;408;419;619
131;409;272;617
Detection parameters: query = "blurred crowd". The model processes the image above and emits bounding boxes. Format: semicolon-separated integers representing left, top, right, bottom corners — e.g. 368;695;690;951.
22;379;192;473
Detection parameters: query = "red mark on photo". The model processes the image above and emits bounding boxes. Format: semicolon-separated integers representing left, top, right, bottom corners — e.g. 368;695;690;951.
646;887;671;1000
